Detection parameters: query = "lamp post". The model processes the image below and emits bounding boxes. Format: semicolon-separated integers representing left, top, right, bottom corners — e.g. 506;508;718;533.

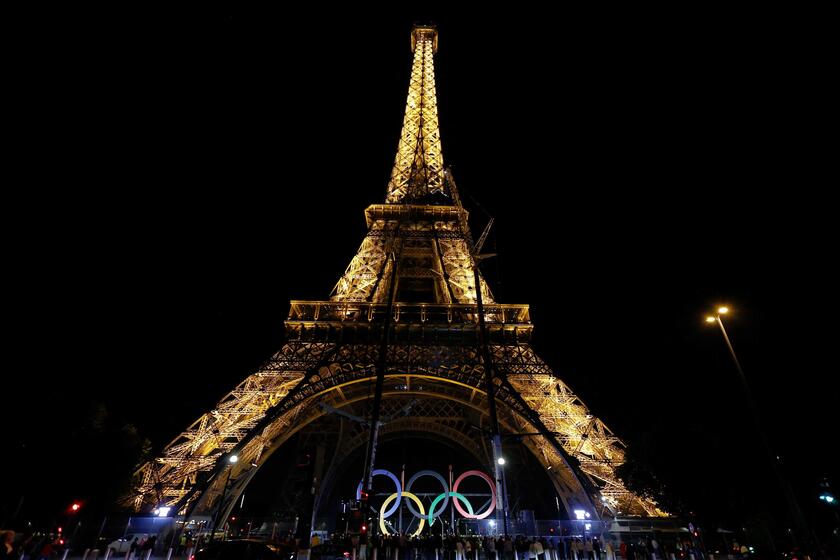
704;306;812;553
496;456;510;537
705;308;750;394
209;454;239;543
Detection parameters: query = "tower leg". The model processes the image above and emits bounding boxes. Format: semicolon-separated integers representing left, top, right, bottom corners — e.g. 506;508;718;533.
295;447;319;560
362;239;401;505
473;256;509;536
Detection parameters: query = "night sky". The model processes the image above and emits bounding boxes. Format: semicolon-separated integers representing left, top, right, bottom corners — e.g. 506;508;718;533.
4;5;836;543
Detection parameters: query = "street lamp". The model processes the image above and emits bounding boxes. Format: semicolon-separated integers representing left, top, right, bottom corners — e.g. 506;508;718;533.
209;454;241;542
704;306;761;418
704;306;812;552
492;456;508;537
704;306;746;384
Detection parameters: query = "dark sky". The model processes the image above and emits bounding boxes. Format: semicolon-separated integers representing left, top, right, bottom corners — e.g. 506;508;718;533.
4;5;836;536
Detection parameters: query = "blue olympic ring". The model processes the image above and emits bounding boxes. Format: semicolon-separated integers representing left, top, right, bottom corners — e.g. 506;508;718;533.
356;469;402;517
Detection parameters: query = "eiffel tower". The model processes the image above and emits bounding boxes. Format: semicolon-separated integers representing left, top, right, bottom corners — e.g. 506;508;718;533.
132;24;665;527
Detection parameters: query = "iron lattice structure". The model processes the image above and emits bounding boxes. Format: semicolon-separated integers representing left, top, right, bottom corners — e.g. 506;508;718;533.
386;27;444;203
131;25;666;522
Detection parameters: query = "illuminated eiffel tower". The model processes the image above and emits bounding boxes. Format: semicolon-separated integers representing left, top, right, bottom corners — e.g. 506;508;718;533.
132;25;665;527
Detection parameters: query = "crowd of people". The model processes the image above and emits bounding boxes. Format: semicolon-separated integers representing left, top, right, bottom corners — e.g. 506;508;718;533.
0;530;162;560
332;533;694;560
0;527;706;560
0;530;65;560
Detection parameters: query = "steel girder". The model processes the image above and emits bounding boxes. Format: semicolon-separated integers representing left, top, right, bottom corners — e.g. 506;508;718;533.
131;342;664;519
329;218;494;306
386;27;445;203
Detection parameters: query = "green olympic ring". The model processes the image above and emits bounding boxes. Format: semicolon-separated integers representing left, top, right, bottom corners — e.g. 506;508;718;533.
427;492;473;526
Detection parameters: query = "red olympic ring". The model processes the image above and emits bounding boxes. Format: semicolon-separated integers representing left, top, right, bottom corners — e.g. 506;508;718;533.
451;469;496;519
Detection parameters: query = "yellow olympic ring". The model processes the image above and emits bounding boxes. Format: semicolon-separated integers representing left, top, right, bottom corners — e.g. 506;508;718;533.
378;491;425;538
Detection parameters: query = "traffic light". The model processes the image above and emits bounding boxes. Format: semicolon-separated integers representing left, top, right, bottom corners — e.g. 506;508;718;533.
361;524;367;533
71;503;81;512
57;527;62;534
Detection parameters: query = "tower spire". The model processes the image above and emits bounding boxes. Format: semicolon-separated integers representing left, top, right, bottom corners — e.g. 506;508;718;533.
386;25;445;203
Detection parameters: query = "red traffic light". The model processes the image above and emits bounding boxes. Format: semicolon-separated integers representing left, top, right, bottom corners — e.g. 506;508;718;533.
361;525;367;533
57;527;62;533
71;503;81;512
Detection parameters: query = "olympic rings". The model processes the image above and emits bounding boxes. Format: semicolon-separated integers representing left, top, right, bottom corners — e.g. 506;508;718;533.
356;469;402;517
356;468;496;529
452;470;496;519
379;492;425;538
427;492;473;526
405;470;449;519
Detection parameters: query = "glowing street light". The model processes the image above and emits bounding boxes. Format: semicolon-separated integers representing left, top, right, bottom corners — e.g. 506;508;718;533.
703;304;811;553
704;306;745;377
497;457;506;466
209;453;241;542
